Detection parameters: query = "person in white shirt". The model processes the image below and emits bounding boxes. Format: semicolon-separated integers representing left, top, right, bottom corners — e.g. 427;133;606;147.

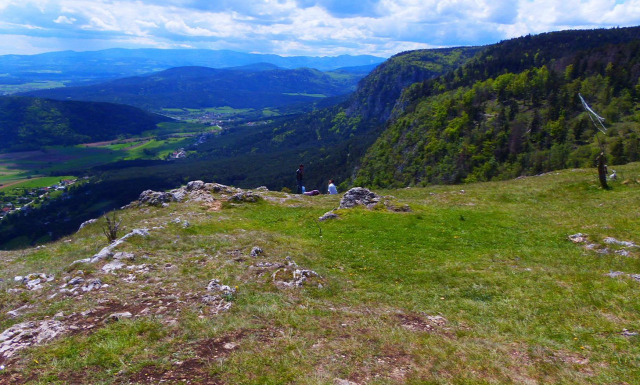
327;179;338;195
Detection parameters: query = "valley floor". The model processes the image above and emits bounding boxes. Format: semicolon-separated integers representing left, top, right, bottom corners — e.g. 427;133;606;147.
1;164;639;384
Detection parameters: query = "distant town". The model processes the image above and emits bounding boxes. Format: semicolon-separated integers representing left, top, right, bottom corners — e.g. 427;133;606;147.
0;177;87;221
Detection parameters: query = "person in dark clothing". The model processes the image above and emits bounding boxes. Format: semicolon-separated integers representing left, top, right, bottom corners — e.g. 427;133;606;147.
296;164;304;194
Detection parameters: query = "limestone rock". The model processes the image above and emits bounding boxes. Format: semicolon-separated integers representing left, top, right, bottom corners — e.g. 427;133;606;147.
319;211;339;221
0;320;66;360
339;187;381;209
228;191;261;203
71;228;149;265
138;190;177;206
272;258;324;289
107;312;133;322
206;279;236;296
78;218;97;231
250;246;264;257
113;251;135;261
186;180;205;191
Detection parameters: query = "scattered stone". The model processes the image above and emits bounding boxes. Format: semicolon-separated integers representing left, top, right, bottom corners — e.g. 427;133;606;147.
0;320;66;360
102;260;126;273
78;218;98;231
339;187;381;209
319;211;339;221
604;237;638;248
82;279;103;292
206;279;236;296
54;312;64;320
186;180;205;191
107;312;133;322
255;186;269;191
71;228;149;265
113;252;135;261
606;271;625;278
630;274;640;282
6;305;31;318
25;278;43;291
138;190;177;206
621;329;638;337
228;191;261;203
223;342;238;350
203;182;236;194
615;250;631;257
272;258;324;288
383;198;412;212
569;233;588;243
68;277;85;286
201;295;233;313
250;246;264;257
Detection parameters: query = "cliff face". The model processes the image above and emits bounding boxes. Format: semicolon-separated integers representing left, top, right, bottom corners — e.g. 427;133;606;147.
346;47;481;122
355;27;640;187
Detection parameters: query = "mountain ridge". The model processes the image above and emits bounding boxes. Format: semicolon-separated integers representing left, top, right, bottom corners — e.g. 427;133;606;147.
21;65;367;111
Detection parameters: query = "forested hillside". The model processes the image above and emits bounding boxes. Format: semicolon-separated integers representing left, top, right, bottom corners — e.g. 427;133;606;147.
189;47;481;190
355;26;640;187
22;66;366;111
0;97;171;151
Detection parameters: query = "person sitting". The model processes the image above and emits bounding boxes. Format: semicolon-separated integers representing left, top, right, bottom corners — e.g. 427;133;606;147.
327;179;338;195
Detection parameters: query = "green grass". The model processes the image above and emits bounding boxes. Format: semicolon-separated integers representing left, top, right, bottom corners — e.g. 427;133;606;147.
1;163;640;384
0;176;76;192
0;121;206;187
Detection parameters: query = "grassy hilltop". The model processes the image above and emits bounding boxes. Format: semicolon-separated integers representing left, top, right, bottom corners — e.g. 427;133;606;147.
0;163;639;384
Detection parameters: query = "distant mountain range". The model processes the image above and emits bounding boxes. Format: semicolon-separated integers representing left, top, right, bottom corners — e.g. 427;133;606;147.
0;48;385;87
22;65;368;111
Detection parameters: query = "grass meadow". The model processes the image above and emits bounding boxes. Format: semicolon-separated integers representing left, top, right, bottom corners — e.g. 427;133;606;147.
0;163;638;384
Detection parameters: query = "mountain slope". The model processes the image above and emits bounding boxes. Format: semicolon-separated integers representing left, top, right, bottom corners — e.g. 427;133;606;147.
0;164;639;383
22;66;365;111
355;26;640;187
186;47;482;191
0;97;172;151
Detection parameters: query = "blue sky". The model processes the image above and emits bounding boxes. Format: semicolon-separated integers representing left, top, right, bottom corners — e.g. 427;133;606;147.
1;0;639;57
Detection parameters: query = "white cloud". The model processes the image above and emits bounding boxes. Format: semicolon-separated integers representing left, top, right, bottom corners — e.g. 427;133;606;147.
0;0;639;56
53;15;76;24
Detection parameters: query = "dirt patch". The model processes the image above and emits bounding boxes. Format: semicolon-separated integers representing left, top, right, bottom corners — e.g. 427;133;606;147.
123;330;258;385
348;351;416;384
126;360;222;385
396;313;448;333
205;200;223;212
0;369;33;385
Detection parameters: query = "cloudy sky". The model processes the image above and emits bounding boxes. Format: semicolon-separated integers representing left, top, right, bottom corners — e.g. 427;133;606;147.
0;0;639;57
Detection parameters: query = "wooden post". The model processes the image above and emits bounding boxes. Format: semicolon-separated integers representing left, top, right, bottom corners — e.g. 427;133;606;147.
597;152;609;190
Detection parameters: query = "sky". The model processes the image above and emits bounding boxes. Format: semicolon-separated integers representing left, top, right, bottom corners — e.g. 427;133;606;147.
0;0;639;58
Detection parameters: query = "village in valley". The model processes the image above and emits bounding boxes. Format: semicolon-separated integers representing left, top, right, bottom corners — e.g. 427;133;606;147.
0;178;84;220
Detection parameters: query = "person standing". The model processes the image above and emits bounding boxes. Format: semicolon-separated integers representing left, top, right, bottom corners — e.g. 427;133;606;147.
296;164;304;194
327;179;338;195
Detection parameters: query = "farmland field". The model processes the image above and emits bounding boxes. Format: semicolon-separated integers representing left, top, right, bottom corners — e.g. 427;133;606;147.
0;122;216;190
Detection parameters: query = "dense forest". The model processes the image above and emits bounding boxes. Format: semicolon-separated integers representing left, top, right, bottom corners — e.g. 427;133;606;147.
355;27;640;187
0;97;171;150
